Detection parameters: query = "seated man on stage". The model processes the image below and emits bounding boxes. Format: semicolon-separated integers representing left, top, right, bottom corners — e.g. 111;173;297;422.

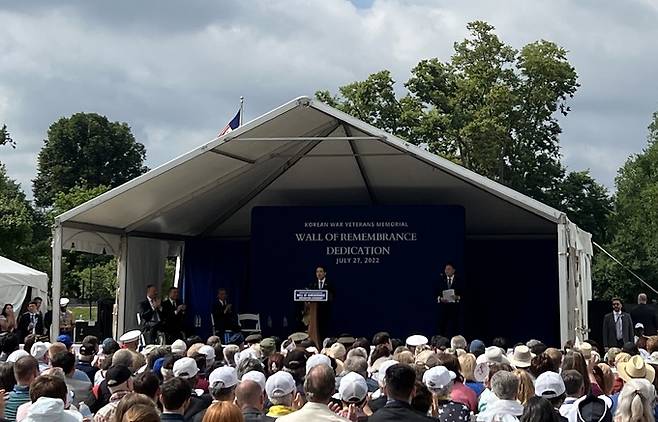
211;288;239;338
138;284;165;344
161;286;186;342
436;262;463;337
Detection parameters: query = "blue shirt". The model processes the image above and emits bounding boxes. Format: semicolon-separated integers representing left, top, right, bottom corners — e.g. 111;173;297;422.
5;385;30;422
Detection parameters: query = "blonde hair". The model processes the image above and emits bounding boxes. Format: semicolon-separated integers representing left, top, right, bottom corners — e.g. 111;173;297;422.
202;401;245;422
597;363;615;396
395;351;414;365
513;369;535;405
615;379;655;422
458;353;477;382
121;403;160;422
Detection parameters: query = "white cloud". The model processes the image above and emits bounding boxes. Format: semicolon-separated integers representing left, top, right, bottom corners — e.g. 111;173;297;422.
0;0;657;198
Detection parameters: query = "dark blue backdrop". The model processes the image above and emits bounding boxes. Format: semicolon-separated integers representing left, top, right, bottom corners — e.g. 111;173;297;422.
249;206;465;339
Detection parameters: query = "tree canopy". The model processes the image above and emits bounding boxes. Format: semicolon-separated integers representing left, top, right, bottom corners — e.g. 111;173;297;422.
593;112;658;299
33;113;148;208
317;20;610;242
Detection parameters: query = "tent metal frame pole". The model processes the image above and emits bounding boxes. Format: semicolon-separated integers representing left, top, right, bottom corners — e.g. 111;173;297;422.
115;235;128;338
557;218;570;344
208;149;256;164
199;122;341;236
231;136;383;141
51;225;62;340
344;124;377;205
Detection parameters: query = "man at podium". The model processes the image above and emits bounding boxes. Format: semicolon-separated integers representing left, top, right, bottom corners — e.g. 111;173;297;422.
302;266;332;343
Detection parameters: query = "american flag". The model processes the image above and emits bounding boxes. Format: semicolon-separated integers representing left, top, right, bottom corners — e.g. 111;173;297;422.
218;109;241;136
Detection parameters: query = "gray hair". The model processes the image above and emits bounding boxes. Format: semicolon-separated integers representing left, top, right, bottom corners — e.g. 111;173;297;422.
344;356;368;377
638;293;648;304
112;349;133;368
237;357;264;379
270;393;294;406
450;336;467;350
347;347;368;360
491;371;519;401
615;379;655;422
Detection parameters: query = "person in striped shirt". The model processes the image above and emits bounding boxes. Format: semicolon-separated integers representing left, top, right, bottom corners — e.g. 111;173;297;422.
4;355;38;421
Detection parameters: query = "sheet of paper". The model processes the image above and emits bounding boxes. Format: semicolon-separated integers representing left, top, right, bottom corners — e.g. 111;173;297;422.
442;289;456;303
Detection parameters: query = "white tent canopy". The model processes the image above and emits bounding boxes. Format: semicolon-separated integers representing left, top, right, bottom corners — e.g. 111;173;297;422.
0;256;49;312
52;96;593;343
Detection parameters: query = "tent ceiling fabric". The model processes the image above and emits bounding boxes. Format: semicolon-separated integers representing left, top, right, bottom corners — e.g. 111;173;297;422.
57;97;563;237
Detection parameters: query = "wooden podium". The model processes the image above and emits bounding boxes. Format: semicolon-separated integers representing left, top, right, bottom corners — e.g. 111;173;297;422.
294;289;328;347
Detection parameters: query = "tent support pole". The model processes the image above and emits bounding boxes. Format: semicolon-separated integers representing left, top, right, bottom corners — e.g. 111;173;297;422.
344;124;377;205
199;122;341;236
115;235;128;338
557;217;570;345
51;224;62;340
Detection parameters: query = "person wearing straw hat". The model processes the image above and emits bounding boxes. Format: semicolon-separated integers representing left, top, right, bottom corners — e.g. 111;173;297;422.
508;346;534;370
617;355;655;384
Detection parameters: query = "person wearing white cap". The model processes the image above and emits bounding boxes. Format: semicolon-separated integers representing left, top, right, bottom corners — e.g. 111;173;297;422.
306;353;332;374
337;372;369;420
406;335;428;352
198;345;216;368
241;371;267;392
633;322;649;350
31;342;51;373
264;371;298;418
423;366;471;421
277;365;348;422
171;339;187;355
118;330;141;352
190;366;239;422
534;371;567;418
58;298;74;336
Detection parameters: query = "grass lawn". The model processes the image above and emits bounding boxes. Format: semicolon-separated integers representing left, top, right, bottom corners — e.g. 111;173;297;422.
70;305;98;321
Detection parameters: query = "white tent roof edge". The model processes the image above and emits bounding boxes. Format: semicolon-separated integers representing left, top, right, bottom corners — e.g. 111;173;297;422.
56;95;565;229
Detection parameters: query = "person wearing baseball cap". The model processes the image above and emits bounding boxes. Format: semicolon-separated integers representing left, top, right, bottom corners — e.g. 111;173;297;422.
337;372;369;420
422;365;470;421
94;365;133;422
75;342;98;382
265;371;298;418
534;371;567;419
190;366;238;422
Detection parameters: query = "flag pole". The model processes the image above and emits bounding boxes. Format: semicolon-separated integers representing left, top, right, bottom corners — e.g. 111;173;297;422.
239;96;244;126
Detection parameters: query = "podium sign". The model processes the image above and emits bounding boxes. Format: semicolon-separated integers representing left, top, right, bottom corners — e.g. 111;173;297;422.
294;289;328;302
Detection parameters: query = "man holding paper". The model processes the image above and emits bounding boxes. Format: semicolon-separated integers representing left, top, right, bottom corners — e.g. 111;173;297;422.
436;263;462;337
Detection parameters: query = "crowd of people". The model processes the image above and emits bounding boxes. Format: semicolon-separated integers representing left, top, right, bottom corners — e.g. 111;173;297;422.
0;297;657;421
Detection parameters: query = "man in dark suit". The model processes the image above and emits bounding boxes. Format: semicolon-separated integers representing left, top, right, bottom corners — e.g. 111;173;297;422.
138;284;164;344
630;293;658;336
161;287;186;343
369;364;433;422
306;266;333;341
211;288;239;338
17;301;44;343
602;297;634;348
436;263;463;337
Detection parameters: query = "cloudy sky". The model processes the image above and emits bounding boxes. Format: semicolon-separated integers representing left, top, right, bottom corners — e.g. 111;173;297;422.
1;0;657;197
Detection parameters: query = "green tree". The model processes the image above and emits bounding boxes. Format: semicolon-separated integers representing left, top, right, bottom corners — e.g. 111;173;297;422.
0;124;15;148
33;113;148;208
557;171;613;244
0;164;33;261
316;21;613;244
593;112;658;300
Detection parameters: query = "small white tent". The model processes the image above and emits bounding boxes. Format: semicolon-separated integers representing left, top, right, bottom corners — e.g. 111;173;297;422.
0;256;49;311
